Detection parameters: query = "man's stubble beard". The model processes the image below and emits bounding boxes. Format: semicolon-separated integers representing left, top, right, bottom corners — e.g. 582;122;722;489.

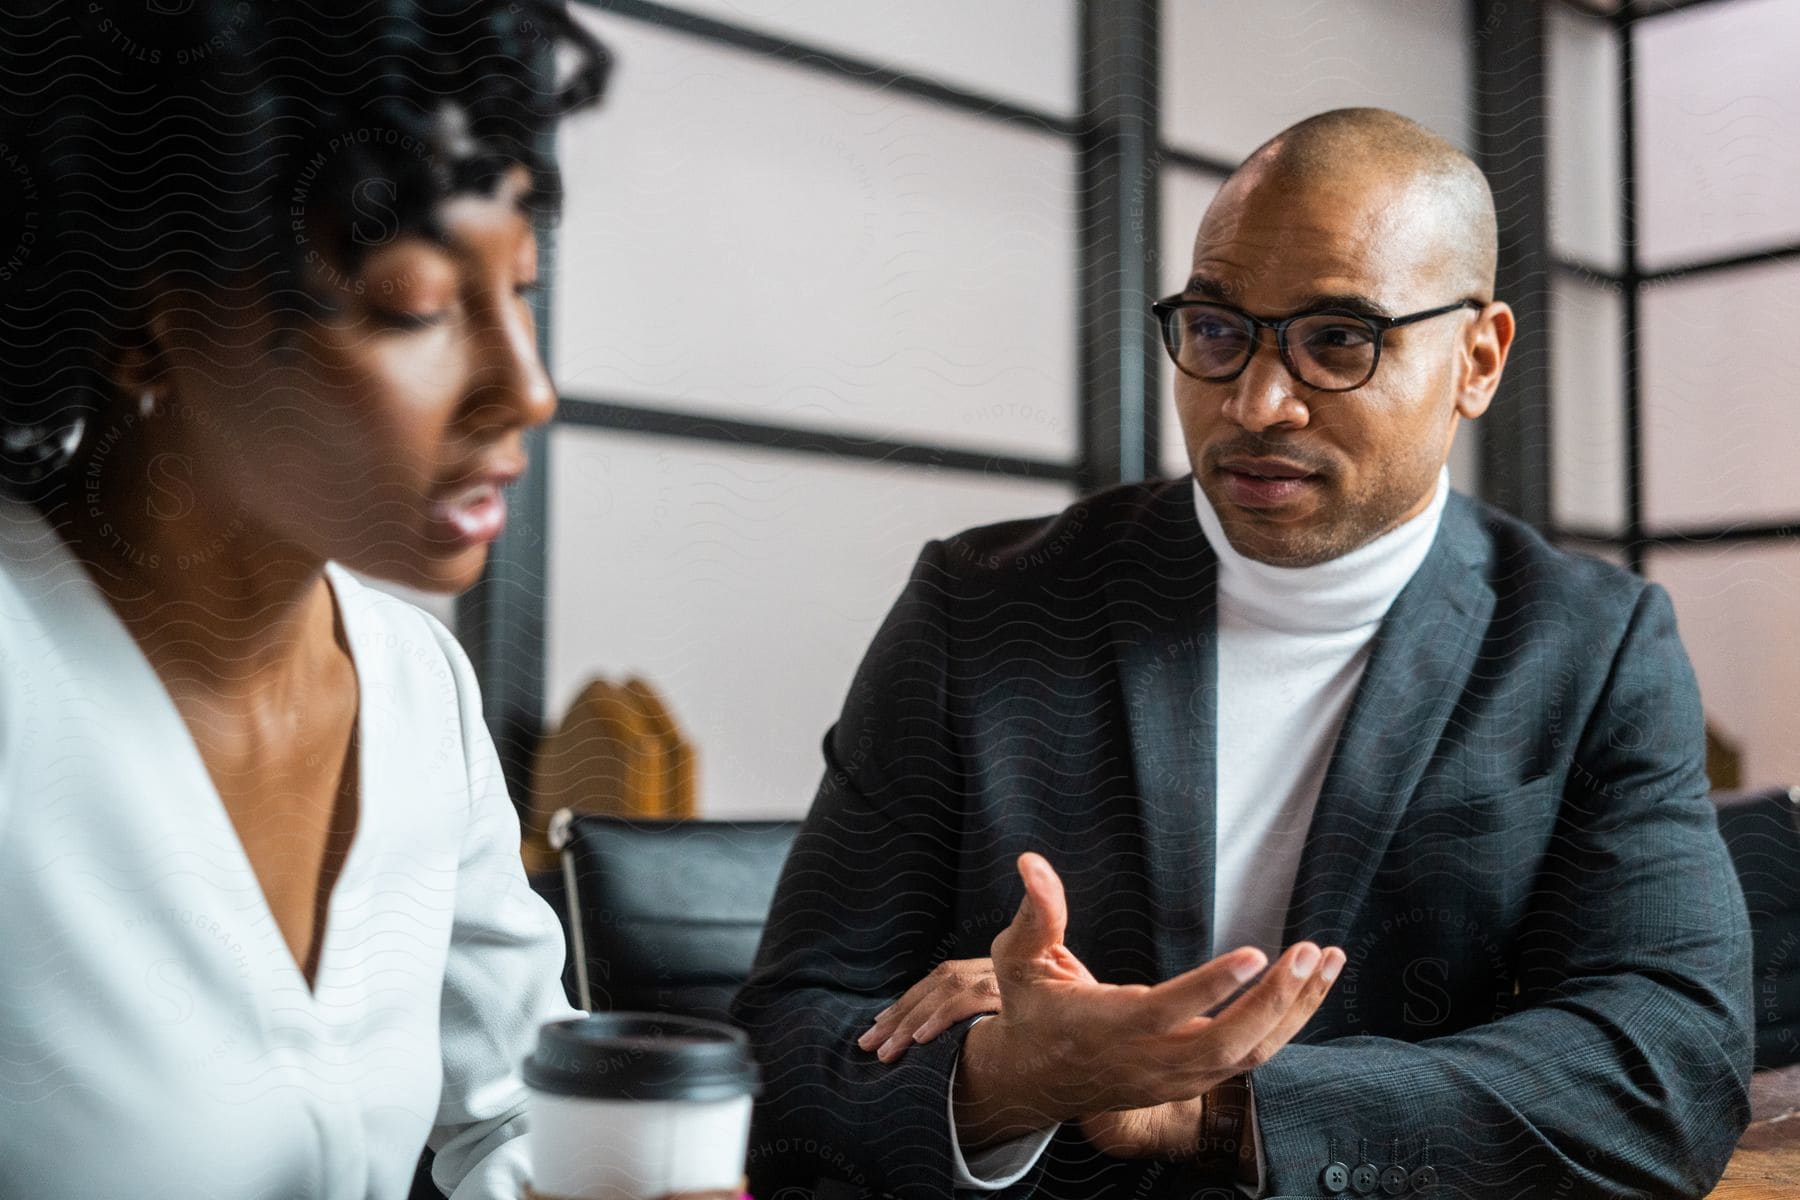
1205;462;1439;569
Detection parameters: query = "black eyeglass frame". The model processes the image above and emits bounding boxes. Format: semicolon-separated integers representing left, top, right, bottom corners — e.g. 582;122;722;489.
1150;295;1488;392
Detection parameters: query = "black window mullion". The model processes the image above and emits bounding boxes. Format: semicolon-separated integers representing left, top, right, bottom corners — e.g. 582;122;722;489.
1618;14;1647;574
1076;0;1161;490
554;395;1079;483
1474;0;1553;529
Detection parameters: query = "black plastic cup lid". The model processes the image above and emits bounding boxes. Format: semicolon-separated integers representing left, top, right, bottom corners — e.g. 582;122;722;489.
523;1012;761;1102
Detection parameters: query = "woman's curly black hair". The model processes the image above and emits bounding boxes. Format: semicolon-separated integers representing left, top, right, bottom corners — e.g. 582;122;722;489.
0;0;610;493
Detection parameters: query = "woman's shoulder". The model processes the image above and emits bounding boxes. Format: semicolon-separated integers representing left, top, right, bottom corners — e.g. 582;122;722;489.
0;495;116;824
0;492;85;612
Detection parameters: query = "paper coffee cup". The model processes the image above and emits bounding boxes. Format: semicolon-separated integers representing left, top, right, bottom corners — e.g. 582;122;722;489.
523;1013;759;1200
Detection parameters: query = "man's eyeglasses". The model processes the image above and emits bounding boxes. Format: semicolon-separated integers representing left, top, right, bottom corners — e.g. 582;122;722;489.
1151;295;1486;393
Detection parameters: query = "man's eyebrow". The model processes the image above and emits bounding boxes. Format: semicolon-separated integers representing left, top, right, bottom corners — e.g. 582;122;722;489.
1184;276;1234;301
1182;277;1398;321
1303;292;1397;320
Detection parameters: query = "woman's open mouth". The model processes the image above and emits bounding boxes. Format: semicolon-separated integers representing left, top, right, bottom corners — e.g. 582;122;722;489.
426;476;514;548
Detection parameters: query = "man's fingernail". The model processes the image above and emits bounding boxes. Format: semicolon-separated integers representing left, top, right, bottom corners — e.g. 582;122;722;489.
1291;944;1321;978
856;1029;878;1049
1230;952;1264;983
878;1036;902;1059
1321;951;1343;983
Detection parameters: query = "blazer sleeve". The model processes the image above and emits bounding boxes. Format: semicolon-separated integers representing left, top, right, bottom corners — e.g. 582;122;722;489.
423;617;586;1200
1248;582;1755;1198
733;541;1019;1200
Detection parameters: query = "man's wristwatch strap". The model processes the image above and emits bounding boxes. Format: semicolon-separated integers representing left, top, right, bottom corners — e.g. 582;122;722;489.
1194;1072;1253;1181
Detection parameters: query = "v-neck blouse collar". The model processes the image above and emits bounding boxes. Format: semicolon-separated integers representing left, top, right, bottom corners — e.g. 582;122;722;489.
0;495;374;998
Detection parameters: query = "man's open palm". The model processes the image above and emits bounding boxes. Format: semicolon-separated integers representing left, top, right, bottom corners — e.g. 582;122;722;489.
955;852;1343;1142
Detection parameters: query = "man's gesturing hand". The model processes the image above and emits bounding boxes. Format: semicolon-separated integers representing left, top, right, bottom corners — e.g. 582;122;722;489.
950;852;1343;1151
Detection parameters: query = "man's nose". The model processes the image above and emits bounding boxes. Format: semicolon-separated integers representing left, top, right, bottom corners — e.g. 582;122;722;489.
1220;333;1308;433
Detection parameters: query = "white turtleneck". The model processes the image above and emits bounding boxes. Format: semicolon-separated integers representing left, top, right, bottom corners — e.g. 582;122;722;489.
1196;466;1450;960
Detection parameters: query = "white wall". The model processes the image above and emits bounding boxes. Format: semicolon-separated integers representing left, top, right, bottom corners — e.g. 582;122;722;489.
1162;0;1474;161
542;6;1081;816
1549;277;1626;534
1547;3;1621;274
1641;259;1800;529
1550;0;1800;789
545;428;1071;818
1638;1;1800;789
1652;546;1800;790
1636;0;1800;271
645;0;1078;116
553;12;1080;461
1544;0;1627;537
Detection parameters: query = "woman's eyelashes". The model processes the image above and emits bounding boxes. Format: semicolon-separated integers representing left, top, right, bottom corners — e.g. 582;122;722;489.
370;306;454;331
366;279;540;332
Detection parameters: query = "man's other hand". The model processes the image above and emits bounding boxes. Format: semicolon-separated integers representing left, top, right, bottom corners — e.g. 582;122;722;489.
858;957;1004;1063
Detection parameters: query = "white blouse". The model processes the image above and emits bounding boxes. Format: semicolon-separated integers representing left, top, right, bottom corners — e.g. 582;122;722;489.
0;495;581;1199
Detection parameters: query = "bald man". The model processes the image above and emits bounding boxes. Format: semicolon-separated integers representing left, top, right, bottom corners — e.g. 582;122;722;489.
735;109;1753;1200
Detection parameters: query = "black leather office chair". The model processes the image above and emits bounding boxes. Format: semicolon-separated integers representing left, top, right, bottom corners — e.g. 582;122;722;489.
1714;785;1800;1069
550;811;802;1025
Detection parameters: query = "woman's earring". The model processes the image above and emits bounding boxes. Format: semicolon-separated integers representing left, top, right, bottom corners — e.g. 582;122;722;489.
137;389;157;418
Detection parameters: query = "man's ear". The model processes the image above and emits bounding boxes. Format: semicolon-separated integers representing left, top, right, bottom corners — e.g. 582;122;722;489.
1453;300;1515;421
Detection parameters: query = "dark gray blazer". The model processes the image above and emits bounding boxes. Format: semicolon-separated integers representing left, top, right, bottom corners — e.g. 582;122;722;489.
733;481;1753;1199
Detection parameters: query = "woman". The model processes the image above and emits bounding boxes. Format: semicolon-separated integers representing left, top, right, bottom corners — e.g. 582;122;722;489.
0;2;609;1195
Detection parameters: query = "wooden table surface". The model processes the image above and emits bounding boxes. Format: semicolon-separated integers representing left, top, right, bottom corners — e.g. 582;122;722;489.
1709;1065;1800;1198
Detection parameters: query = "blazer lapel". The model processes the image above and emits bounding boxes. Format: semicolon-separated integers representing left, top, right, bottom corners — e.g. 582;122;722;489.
1105;483;1219;982
1281;494;1497;953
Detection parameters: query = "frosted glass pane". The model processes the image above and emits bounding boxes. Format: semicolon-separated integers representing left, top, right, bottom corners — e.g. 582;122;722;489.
645;0;1077;117
1547;4;1622;271
1551;278;1627;533
1650;545;1800;790
1637;0;1800;269
544;428;1075;818
555;12;1080;462
1157;169;1224;478
1641;259;1800;528
1163;0;1473;163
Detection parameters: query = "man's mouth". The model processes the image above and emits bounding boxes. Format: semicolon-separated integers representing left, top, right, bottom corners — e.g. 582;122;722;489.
1215;456;1323;510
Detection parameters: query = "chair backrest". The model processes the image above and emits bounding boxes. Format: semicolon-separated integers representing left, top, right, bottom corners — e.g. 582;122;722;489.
552;812;801;1024
1714;786;1800;1069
